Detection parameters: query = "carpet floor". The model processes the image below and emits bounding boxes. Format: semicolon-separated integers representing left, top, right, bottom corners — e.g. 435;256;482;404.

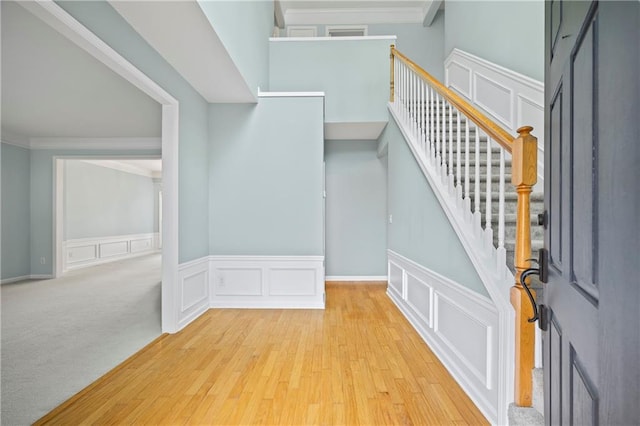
1;253;162;425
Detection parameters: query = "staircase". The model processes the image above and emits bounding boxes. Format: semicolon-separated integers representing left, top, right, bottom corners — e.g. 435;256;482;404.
416;103;545;275
391;46;545;424
509;368;545;425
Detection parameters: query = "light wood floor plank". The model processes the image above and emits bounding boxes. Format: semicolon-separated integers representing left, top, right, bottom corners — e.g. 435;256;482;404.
35;283;488;425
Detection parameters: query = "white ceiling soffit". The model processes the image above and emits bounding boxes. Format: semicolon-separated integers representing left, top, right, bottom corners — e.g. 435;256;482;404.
80;159;162;178
324;121;388;140
279;1;428;25
109;1;255;103
1;1;161;139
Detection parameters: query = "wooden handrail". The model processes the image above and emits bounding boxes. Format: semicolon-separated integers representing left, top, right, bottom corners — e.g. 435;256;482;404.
391;46;540;408
391;47;513;154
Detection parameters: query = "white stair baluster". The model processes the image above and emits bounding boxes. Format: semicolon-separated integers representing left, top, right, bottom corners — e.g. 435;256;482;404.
485;136;493;248
474;126;481;231
456;107;462;201
497;147;506;273
448;102;454;191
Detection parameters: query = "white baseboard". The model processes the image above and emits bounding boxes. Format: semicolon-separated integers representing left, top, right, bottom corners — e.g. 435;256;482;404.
63;233;160;272
387;250;503;425
209;255;325;309
1;274;54;285
326;275;387;282
445;48;545;190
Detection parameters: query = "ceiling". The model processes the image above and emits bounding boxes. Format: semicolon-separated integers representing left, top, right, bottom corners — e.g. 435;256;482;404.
1;1;162;141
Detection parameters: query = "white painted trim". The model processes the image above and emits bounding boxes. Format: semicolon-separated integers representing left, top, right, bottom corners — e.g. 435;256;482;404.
209;255;325;309
325;276;387;282
388;105;514;425
444;48;545;188
387;250;501;424
325;25;368;37
25;1;180;334
63;233;160;272
1;275;55;285
269;35;396;42
177;256;209;330
1;130;30;149
80;159;160;178
258;91;325;98
286;25;317;37
284;7;423;25
29;137;161;151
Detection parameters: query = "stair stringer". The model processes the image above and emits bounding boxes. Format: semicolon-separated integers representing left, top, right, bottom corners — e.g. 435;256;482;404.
388;103;515;425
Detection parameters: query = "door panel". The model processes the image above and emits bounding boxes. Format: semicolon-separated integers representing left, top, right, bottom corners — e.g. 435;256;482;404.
544;2;640;425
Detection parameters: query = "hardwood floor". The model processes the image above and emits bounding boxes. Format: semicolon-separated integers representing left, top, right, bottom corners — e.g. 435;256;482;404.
36;283;488;425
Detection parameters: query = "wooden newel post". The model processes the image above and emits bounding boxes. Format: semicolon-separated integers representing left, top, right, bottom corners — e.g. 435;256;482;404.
390;44;395;102
510;125;538;407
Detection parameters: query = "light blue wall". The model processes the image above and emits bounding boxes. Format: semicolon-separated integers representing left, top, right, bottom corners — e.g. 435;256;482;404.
325;140;387;276
29;149;160;275
1;143;31;280
382;115;488;297
56;1;210;263
209;97;324;255
269;38;393;123
64;161;155;240
198;0;273;95
283;15;445;80
444;1;544;81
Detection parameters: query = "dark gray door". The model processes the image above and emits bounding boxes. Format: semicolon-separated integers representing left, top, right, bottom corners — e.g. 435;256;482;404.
544;1;639;425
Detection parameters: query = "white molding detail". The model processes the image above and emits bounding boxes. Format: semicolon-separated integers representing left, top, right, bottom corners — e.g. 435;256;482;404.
387;250;501;424
177;256;210;330
29;137;161;151
63;233;160;272
325;275;387;282
1;275;54;285
325;25;368;37
269;35;396;42
1;130;30;149
445;48;545;188
284;7;423;25
258;91;325;98
80;159;161;178
388;105;514;425
286;25;317;37
209;255;325;309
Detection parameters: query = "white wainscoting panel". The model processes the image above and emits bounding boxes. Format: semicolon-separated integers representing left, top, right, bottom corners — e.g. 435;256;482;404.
387;250;501;424
445;48;545;188
63;232;160;271
177;256;210;330
209;256;325;308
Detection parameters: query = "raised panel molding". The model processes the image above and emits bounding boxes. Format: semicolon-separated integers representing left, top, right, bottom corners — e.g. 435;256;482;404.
63;233;160;272
386;250;502;424
209;256;325;309
445;48;545;188
177;256;210;330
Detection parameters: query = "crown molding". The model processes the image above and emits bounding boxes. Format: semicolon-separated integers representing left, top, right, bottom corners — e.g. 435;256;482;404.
284;7;424;25
28;137;161;151
1;129;31;149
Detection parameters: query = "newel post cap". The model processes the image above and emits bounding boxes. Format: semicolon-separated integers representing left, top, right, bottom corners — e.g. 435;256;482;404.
511;126;538;187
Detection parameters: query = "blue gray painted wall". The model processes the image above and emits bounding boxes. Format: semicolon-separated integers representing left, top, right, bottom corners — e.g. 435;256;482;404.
269;38;393;123
283;15;445;80
444;1;544;81
64;161;156;240
381;115;488;297
57;1;209;263
198;0;273;95
324;140;387;277
1;143;31;280
209;97;324;256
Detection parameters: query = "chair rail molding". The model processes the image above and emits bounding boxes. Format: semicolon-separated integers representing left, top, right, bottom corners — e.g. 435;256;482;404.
445;48;544;188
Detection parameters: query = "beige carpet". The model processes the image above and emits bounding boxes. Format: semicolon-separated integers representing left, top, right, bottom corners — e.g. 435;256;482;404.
1;253;162;425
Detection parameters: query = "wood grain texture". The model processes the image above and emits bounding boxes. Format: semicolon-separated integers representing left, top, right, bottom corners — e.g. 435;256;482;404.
36;283;488;425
